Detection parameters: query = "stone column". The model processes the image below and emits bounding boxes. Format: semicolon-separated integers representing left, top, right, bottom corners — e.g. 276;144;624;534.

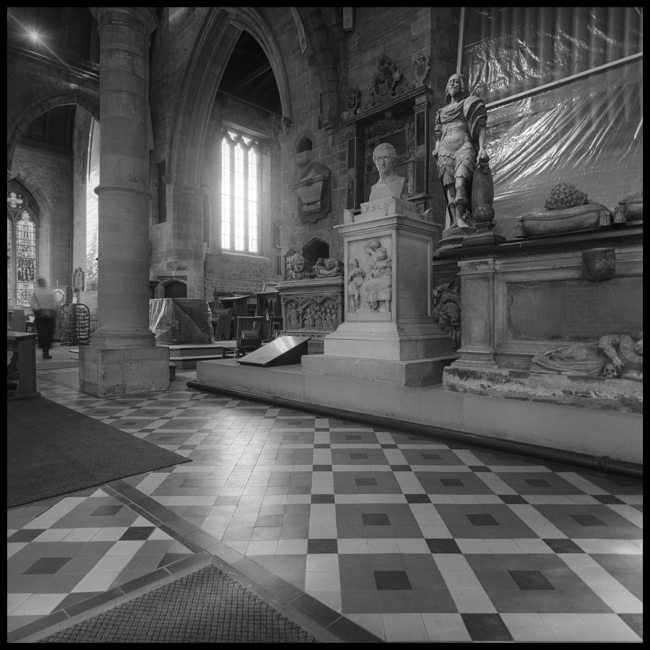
80;7;169;396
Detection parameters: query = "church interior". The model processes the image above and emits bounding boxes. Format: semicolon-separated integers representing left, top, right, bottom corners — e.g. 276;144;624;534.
7;7;643;643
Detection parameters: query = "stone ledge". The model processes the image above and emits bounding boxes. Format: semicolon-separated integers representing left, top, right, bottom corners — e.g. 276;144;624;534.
443;364;643;414
302;354;456;387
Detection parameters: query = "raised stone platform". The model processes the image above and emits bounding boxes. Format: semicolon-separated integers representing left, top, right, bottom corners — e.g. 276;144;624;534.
194;358;642;467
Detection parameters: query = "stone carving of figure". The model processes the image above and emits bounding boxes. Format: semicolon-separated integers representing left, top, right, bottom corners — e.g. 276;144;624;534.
532;332;643;382
347;258;365;312
368;142;407;201
313;257;342;277
598;332;643;381
360;239;392;312
285;248;313;280
431;280;461;349
433;73;488;230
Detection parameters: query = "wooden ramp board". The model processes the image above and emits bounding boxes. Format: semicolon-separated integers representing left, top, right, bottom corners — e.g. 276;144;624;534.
237;336;311;367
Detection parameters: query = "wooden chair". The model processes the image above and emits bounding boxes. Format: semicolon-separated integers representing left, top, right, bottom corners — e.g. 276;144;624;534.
212;308;233;340
235;316;264;357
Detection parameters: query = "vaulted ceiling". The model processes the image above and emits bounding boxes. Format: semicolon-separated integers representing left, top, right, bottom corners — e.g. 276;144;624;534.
7;7;282;151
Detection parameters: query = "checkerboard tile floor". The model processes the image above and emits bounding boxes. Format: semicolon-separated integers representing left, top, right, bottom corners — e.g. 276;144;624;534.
7;366;643;643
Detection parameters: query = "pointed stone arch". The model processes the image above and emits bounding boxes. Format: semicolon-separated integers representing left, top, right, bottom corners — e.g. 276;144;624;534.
7;90;99;174
168;7;292;192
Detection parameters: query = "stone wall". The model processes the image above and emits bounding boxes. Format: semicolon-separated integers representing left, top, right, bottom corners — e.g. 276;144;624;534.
8;8;461;316
12;144;72;291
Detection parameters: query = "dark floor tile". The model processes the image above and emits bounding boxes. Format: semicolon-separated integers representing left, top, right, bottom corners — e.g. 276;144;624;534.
313;465;332;471
381;443;398;449
426;538;461;554
543;538;583;553
570;514;606;527
362;513;390;526
255;514;284;527
499;494;527;504
619;613;643;639
405;494;430;503
91;504;124;517
525;478;552;488
311;494;335;504
461;613;513;642
314;443;330;448
390;465;411;471
469;465;491;472
24;556;71;574
374;570;411;590
441;478;463;487
120;526;155;540
8;528;45;542
466;513;498;526
307;538;338;554
355;478;377;487
593;494;624;504
509;570;554;590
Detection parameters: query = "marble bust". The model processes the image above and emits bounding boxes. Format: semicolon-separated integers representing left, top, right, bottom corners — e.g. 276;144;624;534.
368;142;406;201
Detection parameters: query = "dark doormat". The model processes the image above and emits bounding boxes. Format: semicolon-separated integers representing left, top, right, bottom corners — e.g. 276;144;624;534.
38;565;320;643
7;397;190;508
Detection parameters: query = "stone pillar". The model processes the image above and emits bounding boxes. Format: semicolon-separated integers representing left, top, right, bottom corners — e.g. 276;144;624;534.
80;7;169;396
451;257;498;367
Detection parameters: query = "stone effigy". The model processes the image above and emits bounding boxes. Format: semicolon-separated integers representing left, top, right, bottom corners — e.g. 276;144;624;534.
313;257;343;278
532;331;643;382
284;248;314;281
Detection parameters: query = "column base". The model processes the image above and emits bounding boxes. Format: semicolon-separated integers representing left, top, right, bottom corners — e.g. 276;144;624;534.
79;345;170;397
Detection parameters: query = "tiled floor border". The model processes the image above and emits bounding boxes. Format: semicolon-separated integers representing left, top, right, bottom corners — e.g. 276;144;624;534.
8;478;383;644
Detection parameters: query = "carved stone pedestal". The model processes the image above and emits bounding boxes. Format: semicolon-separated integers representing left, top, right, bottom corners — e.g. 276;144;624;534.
302;201;456;386
277;278;344;354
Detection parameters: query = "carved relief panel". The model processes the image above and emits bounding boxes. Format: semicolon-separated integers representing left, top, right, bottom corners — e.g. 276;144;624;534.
346;236;393;318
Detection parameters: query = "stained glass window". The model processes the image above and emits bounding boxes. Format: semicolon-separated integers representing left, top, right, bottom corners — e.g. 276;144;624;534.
7;190;38;309
220;128;261;253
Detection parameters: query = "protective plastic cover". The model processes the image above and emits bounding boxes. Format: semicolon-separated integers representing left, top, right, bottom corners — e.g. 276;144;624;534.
149;298;213;345
486;58;642;238
461;7;643;238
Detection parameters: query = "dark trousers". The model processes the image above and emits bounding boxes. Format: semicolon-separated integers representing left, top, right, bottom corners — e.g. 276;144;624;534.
35;312;56;357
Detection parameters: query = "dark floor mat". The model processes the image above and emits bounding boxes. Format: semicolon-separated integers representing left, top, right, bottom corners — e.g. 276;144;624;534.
8;396;189;508
39;565;320;643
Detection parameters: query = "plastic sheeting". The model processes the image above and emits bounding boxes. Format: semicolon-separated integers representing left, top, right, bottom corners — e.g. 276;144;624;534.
486;58;642;238
459;8;643;239
149;298;213;345
463;7;643;105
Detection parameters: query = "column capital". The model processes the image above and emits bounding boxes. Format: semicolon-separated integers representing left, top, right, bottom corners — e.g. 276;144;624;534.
91;7;158;36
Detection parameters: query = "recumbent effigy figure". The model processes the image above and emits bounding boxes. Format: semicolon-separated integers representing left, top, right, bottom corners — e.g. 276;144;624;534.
532;332;643;382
